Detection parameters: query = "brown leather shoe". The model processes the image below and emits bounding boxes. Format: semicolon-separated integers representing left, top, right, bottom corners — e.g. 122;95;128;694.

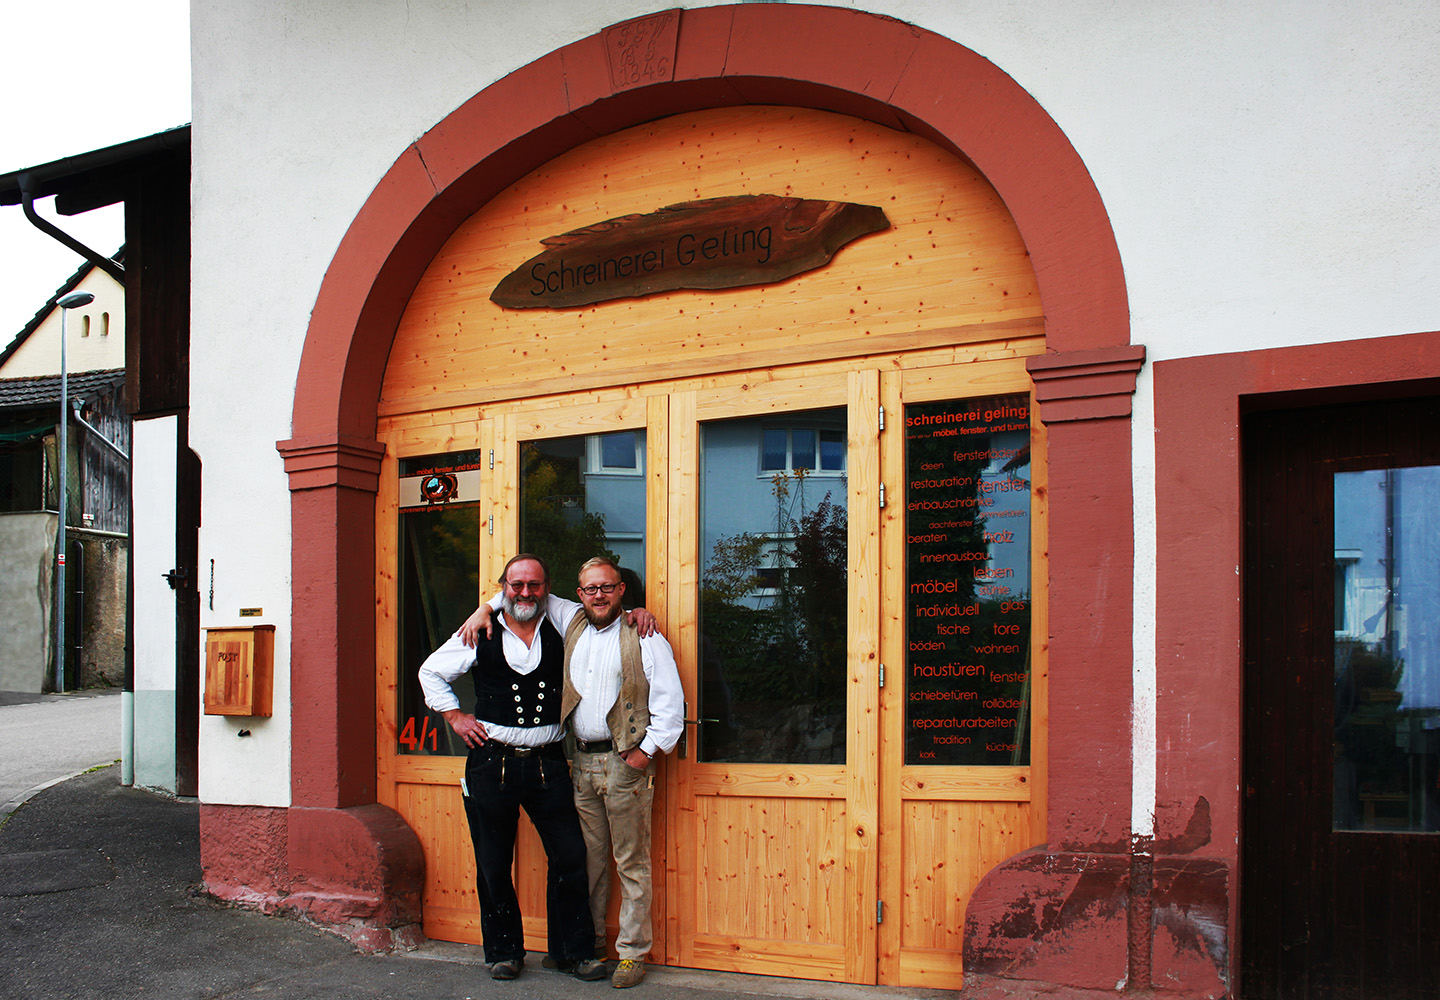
611;958;645;988
573;958;609;981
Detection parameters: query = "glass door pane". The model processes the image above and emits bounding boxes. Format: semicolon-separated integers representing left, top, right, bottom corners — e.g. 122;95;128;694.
697;407;848;763
518;431;648;600
1333;464;1440;833
902;394;1033;765
395;450;483;756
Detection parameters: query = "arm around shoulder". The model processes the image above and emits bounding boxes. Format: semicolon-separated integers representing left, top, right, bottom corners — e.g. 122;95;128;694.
639;632;684;755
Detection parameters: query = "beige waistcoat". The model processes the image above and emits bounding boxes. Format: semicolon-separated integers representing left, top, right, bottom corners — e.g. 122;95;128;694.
561;613;652;753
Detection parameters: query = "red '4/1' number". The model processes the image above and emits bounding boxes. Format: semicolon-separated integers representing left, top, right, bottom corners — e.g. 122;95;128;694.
399;716;439;752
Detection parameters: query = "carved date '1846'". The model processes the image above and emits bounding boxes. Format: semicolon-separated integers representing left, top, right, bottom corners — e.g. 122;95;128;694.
490;194;890;310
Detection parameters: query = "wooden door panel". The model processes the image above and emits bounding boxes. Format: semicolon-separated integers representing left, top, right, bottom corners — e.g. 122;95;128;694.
894;799;1032;988
376;356;1049;986
669;373;878;984
397;780;481;944
877;363;1047;988
691;795;845;941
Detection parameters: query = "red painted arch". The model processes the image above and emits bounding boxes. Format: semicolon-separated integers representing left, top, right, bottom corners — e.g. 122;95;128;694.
261;3;1141;979
293;4;1128;451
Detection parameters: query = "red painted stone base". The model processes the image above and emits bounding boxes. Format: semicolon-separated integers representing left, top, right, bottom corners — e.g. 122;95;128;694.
965;848;1130;991
200;802;425;952
965;847;1228;997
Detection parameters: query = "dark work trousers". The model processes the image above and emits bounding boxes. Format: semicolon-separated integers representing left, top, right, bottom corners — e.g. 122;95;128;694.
460;741;594;965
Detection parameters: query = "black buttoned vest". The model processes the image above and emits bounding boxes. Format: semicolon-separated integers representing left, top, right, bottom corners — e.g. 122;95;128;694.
472;617;564;728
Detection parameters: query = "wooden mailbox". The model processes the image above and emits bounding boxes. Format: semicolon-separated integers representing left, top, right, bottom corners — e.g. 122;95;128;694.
204;625;275;717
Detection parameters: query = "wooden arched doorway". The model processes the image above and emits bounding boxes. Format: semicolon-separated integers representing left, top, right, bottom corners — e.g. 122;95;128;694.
278;4;1140;990
375;105;1043;987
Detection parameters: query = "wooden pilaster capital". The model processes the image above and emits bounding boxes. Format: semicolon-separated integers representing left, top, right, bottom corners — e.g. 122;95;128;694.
277;434;387;492
1027;345;1147;423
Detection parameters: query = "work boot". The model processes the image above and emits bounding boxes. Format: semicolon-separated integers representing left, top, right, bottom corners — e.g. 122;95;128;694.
573;958;609;981
611;958;645;988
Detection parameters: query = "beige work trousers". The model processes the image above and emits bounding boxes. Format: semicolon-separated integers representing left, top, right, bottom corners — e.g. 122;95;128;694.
572;748;655;959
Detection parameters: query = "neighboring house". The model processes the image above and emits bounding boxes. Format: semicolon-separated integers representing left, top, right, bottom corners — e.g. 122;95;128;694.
0;260;128;693
0;126;194;796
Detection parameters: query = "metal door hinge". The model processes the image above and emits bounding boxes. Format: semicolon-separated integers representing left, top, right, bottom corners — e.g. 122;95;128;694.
488;449;494;469
877;900;885;924
879;482;886;508
488;514;494;535
879;663;885;688
878;404;886;432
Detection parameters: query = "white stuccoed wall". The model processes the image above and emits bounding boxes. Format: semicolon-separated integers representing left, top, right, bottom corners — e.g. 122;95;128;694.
132;416;179;792
190;0;1440;807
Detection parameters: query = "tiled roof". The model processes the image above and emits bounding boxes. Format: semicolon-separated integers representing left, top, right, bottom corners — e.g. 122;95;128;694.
0;369;125;411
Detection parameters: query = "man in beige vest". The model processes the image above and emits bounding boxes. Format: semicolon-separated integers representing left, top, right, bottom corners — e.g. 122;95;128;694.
563;557;682;988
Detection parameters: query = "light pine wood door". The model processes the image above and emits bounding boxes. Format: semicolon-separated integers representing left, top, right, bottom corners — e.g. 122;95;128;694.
665;372;881;983
875;361;1046;988
374;356;1047;987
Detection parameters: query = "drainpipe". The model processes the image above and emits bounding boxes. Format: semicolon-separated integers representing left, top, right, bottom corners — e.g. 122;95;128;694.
72;400;130;461
73;540;85;684
17;173;125;284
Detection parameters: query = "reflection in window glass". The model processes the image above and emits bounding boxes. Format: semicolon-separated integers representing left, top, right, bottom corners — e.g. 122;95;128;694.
520;433;647;602
1333;465;1440;833
792;429;816;470
761;428;787;472
396;451;482;756
903;395;1032;765
698;408;848;763
600;431;638;470
757;426;847;476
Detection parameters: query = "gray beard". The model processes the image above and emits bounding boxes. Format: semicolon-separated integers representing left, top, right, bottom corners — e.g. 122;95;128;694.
503;594;541;623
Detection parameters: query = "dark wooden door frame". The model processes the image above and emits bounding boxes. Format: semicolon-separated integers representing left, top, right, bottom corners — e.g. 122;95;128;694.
1242;395;1440;1000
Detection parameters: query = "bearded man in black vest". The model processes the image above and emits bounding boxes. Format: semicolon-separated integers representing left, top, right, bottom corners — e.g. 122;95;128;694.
418;554;606;982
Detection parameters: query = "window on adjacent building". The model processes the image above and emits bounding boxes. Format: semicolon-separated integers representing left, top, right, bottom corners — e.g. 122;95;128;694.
759;426;845;475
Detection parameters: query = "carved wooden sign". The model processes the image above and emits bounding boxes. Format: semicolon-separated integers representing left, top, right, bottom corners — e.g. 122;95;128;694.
490;194;890;310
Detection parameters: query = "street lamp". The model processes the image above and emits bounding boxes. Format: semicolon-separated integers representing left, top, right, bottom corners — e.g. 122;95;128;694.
55;289;94;693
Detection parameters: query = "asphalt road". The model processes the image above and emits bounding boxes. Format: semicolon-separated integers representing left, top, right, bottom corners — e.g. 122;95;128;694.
0;766;975;1000
0;687;121;817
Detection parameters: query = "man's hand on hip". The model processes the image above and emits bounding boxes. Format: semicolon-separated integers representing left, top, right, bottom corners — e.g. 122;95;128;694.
443;710;488;748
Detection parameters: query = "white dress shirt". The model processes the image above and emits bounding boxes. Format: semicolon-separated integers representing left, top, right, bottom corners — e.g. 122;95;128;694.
417;593;581;747
568;613;684;756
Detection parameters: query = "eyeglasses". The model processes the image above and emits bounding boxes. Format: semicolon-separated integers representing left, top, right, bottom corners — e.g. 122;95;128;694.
504;579;547;593
578;582;621;595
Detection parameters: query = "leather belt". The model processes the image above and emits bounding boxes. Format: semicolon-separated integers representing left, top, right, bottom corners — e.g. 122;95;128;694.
481;740;564;757
575;738;614;753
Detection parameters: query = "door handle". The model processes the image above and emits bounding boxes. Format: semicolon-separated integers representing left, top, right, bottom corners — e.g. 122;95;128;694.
678;711;719;760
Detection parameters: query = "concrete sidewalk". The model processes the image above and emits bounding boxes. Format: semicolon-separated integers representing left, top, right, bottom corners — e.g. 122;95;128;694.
0;687;121;818
0;767;985;1000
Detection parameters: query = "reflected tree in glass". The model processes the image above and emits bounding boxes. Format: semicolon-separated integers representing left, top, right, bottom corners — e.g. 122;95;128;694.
698;411;848;763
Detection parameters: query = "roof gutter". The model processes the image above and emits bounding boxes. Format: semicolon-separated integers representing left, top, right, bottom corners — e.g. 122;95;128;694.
18;171;126;284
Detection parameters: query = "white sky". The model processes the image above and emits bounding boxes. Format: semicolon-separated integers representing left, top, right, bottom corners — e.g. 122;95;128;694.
0;0;190;342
